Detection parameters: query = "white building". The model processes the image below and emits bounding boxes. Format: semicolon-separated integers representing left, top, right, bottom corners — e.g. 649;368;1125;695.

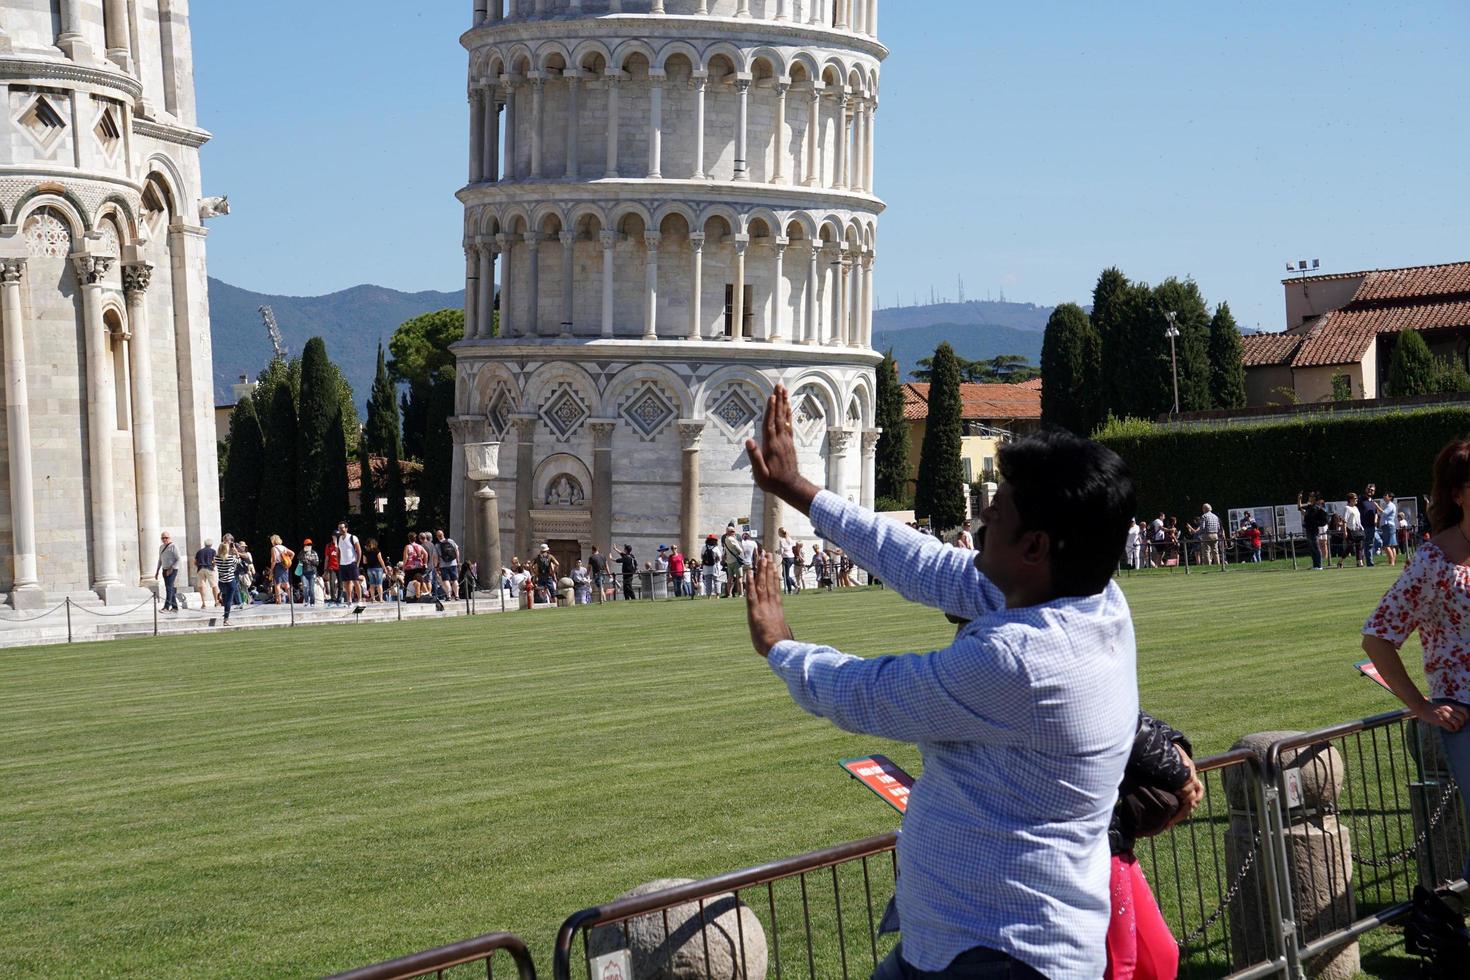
452;0;886;575
0;2;219;607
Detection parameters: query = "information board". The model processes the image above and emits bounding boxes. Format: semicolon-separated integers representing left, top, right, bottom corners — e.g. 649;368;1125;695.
840;755;915;813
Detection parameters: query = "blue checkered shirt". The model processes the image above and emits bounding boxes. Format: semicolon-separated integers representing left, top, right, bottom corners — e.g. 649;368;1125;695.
768;492;1138;979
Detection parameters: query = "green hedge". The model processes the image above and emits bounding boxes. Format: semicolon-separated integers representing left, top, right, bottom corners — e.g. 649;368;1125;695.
1096;408;1470;520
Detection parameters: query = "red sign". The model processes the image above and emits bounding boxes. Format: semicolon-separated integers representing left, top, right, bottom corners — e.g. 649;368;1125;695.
840;755;915;813
1355;659;1393;694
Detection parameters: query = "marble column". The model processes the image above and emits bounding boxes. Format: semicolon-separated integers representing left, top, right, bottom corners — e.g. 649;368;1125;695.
736;0;750;16
651;0;665;12
560;231;576;337
0;260;42;607
688;232;705;339
860;250;874;347
502;78;519;179
486;90;502;182
805;241;821;344
478;239;497;338
124;262;162;590
478;483;502;590
861;429;881;511
529;74;545;178
732;237;748;341
865;99;876;190
448;417;478;562
104;1;133;64
808;0;823;25
776;0;790;21
805;85;822;186
771;237;788;341
600;230;616;337
835;92;850;190
692;72;708;179
475;0;489;26
512;414;537;561
648;71;665;178
74;254;124;598
58;0;91;61
851;97;865;190
469;89;485;182
564;71;580;178
487;0;501;23
695;0;708;14
590;420;617;551
167;224;219;566
835;0;849;28
678;420;704;559
604;73;621;178
826;428;852;502
773;82;789;184
734;78;751;180
464;246;479;340
524;231;541;336
495;232;514;337
643;232;660;340
831;249;846;346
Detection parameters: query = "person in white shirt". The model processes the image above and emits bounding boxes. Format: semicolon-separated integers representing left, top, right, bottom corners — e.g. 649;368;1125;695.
778;528;798;594
739;531;758;574
955;520;974;550
1125;519;1142;569
1342;492;1365;568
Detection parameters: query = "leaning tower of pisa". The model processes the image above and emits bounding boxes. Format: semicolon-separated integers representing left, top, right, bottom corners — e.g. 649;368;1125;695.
452;0;885;576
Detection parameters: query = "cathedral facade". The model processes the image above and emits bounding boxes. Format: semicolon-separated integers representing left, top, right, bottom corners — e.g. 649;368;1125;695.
452;0;884;574
0;1;219;606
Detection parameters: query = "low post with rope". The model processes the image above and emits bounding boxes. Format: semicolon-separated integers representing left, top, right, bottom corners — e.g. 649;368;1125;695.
65;597;72;643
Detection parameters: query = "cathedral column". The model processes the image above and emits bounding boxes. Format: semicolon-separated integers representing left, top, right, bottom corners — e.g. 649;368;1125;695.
835;92;850;190
495;232;514;337
486;88;502;182
464;245;479;340
643;232;661;340
590;420;617;551
688;232;705;339
648;70;665;178
736;0;750;17
865;100;877;190
599;230;616;337
57;0;93;61
604;72;622;178
773;82;789;184
805;240;821;344
502;77;520;179
692;71;708;179
478;239;497;338
560;231;577;337
861;428;881;511
529;74;546;178
74;254;123;598
851;97;865;190
167;223;219;565
469;88;485;182
475;0;489;27
1;260;42;607
678;421;704;559
861;249;875;347
124;262;161;589
487;0;500;24
564;71;580;179
826;428;852;502
808;0;823;25
835;0;849;29
512;414;537;561
733;77;751;181
804;84;822;186
771;237;788;342
829;247;845;346
776;0;790;21
524;231;542;336
731;236;749;341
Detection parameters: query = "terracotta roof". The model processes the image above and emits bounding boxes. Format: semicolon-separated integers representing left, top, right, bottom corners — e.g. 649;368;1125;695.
348;454;423;492
1292;300;1470;367
901;382;1042;422
1016;377;1043;392
1283;261;1470;298
1240;332;1304;367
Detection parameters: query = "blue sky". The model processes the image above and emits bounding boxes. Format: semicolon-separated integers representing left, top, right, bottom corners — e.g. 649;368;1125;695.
193;1;1469;330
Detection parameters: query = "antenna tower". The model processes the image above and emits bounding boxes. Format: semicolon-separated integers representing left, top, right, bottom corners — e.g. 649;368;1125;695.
259;306;288;360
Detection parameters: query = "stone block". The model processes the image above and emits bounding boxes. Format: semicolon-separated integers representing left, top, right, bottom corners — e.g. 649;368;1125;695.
587;878;768;980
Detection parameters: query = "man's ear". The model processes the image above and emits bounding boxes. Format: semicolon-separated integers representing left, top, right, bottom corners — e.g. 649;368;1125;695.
1020;529;1050;567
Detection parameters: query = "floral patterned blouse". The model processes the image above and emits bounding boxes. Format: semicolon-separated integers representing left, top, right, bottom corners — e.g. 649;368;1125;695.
1364;542;1470;702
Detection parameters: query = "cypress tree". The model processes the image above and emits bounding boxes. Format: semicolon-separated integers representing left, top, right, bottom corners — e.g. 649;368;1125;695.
418;378;456;530
1091;267;1130;417
221;395;264;547
1040;303;1103;435
382;434;409;549
296;337;339;544
874;351;911;505
1112;282;1164;419
354;430;379;546
1386;331;1438;397
365;344;401;460
914;342;967;532
1154;278;1212;413
1208;302;1248;409
256;372;300;544
320;404;350;540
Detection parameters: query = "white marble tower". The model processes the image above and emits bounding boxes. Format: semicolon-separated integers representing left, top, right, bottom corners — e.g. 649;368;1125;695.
453;0;884;573
0;1;219;606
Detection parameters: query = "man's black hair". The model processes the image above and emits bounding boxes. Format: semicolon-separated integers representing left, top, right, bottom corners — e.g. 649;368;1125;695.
998;429;1136;597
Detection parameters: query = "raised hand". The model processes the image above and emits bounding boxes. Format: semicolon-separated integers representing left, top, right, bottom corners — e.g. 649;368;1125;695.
745;385;821;515
745;550;794;658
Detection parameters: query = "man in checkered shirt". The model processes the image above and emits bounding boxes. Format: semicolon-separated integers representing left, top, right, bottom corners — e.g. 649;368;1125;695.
744;386;1140;980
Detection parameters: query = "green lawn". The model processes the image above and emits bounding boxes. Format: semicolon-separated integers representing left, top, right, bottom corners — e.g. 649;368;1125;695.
0;562;1431;977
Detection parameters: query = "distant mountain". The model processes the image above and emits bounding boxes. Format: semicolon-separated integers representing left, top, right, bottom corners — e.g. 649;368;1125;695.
874;320;1046;381
873;300;1054;334
208;279;464;407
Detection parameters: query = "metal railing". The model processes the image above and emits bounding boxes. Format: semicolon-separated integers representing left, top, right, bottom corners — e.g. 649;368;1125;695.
325;931;537;980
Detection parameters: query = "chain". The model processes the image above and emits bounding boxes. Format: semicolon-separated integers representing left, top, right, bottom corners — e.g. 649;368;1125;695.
1178;834;1259;948
1355;777;1461;869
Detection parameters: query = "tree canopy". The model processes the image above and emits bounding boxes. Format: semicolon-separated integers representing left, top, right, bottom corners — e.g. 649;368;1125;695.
1208;303;1248;410
1040;303;1102;435
914;342;967;531
874;351;911;506
388;309;464;387
221;396;264;546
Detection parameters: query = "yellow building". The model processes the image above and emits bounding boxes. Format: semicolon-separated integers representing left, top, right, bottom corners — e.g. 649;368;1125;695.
901;380;1042;490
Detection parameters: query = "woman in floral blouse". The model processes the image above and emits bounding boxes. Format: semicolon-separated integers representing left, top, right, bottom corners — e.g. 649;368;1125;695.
1363;439;1470;877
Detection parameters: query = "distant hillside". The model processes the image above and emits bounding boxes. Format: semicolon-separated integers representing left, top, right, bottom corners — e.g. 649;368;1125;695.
873;300;1053;334
208;279;464;407
874;320;1046;381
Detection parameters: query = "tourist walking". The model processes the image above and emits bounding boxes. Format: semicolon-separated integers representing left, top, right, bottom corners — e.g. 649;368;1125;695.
1343;492;1365;567
155;531;181;612
589;545;609;603
1379;492;1400;567
1360;484;1380;565
533;544;559;604
791;540;806;590
701;534;721;598
1297;492;1329;570
268;535;293;604
235;540;256;601
778;527;797;593
337;523;363;605
298;539;320;605
194;538;219;608
1363;439;1470;886
435;530;460;600
361;537;386;602
215;534;240;624
668;545;687;597
722;523;743;597
323;537;340;604
739;530;757;583
742;386;1139;980
402;533;429;599
571;559;591;605
1197;504;1222;567
955;519;974;550
618;544;638;600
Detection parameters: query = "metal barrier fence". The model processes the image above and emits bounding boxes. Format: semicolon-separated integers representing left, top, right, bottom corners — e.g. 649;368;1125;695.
325;931;537;980
330;709;1467;980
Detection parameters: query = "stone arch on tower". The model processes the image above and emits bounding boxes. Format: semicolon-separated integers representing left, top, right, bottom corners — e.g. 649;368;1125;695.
603;363;693;443
696;365;773;442
521;362;598;442
13;190;92;236
788;372;843;445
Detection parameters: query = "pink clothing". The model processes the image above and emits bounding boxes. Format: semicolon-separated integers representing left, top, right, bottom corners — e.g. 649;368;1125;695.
1105;853;1179;980
1364;542;1470;702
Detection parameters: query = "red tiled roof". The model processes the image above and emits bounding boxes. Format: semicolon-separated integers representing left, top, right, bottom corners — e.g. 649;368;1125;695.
1292;300;1470;367
1343;262;1470;303
1016;377;1043;392
348;454;422;492
901;382;1042;422
1240;332;1304;367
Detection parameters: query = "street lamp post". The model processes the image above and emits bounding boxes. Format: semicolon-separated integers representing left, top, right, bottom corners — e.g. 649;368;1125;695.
1164;312;1181;415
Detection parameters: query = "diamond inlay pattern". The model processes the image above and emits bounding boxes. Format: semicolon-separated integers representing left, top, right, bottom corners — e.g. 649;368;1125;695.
486;389;512;439
711;386;759;435
794;390;826;444
621;383;677;441
540;384;589;441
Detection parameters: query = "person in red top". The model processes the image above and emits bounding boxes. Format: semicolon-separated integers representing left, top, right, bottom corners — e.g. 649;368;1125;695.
668;545;688;597
324;540;341;604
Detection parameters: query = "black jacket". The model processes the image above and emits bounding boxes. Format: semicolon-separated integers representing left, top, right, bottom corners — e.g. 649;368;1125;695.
1109;711;1193;855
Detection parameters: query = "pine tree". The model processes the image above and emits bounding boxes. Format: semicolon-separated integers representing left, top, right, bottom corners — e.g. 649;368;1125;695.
1208;302;1248;409
221;396;264;547
1091;267;1130;417
296;338;340;544
256;370;300;544
874;351;911;505
1040;303;1103;434
1386;331;1439;397
914;342;967;532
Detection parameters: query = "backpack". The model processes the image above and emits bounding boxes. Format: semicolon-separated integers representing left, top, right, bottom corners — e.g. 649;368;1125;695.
439;539;459;564
702;544;719;567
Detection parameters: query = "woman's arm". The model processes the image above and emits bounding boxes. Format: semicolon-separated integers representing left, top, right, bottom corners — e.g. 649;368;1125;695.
1362;635;1468;732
